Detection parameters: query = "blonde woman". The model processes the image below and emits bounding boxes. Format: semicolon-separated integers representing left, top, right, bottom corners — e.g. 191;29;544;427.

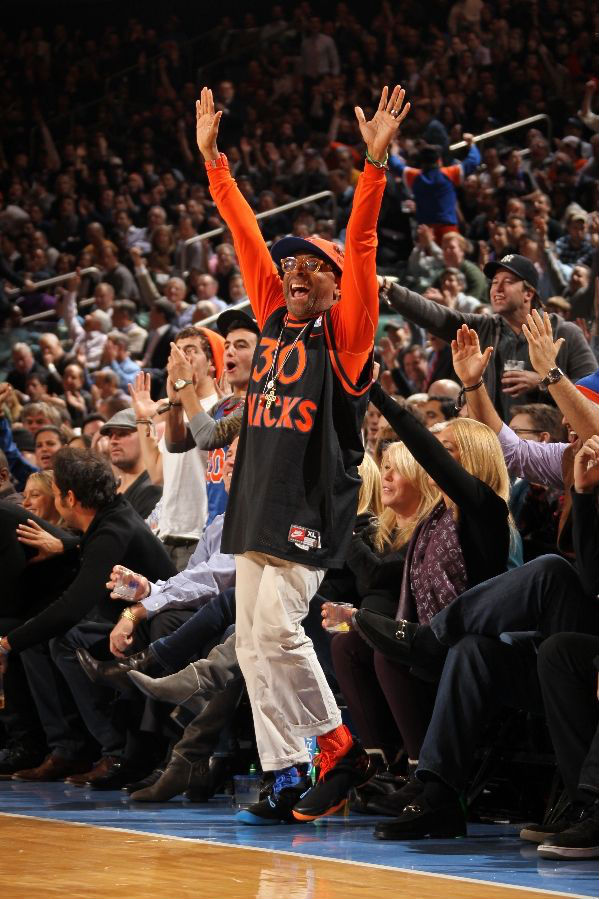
328;378;511;823
22;471;61;525
17;471;71;559
324;440;440;773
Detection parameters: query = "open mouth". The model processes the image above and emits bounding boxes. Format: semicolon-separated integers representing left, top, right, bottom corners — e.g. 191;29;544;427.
225;361;237;374
289;282;311;300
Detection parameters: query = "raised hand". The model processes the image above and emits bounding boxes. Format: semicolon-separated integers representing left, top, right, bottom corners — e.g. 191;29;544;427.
195;86;222;162
521;309;564;378
355;85;410;164
573;435;599;493
451;324;493;387
128;372;158;420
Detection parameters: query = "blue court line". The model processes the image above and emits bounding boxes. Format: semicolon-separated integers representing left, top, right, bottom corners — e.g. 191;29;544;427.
1;783;597;898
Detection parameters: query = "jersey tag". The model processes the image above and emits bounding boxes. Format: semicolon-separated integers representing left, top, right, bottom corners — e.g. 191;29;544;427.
288;525;321;551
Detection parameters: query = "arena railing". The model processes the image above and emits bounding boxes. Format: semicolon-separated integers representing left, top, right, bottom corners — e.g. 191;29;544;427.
7;268;100;325
181;190;337;276
449;114;551;151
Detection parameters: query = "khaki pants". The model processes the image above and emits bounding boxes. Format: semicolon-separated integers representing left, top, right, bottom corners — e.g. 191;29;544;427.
235;551;342;770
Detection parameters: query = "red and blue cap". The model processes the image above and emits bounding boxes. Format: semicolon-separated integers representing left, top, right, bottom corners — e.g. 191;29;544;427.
270;235;345;275
575;370;599;404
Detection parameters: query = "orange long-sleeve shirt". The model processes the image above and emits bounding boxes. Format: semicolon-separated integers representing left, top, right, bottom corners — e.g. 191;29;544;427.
205;154;386;384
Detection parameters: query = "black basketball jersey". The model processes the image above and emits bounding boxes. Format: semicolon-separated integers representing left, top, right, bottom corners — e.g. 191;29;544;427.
221;306;372;569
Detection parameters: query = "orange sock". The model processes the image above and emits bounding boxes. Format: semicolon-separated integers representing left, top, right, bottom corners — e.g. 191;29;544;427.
318;723;353;754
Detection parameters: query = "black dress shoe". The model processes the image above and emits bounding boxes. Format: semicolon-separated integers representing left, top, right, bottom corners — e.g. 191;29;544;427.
0;741;46;778
123;767;164;794
76;647;162;693
353;610;442;668
374;795;466;840
89;759;149;790
367;774;425;817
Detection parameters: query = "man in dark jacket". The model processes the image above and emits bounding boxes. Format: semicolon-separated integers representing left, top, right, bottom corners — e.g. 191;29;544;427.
0;448;175;783
382;254;597;420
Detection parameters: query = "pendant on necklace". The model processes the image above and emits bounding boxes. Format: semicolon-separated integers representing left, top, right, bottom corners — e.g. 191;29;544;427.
260;385;277;408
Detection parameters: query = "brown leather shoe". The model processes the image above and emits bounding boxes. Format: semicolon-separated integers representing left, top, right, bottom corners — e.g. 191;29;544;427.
65;756;121;786
12;754;91;782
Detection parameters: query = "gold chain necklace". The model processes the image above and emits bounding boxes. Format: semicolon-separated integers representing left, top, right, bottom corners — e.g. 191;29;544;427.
260;315;311;408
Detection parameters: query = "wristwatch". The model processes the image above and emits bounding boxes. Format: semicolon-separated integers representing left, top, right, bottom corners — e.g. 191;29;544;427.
539;367;563;391
173;378;193;392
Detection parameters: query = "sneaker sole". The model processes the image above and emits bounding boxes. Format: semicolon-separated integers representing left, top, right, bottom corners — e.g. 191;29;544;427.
538;844;599;860
292;797;348;822
235;809;292;826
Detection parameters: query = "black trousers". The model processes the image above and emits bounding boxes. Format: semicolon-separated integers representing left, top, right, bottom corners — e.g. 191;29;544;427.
21;609;194;760
418;555;598;794
537;633;599;802
418;633;543;792
430;555;599;647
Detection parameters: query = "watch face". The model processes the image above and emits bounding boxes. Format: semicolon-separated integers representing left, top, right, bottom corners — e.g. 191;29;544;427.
174;379;186;389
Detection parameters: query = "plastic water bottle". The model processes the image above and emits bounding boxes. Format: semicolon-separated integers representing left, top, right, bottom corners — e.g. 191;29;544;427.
305;736;318;785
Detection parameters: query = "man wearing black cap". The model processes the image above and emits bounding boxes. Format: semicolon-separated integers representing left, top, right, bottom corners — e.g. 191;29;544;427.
382;253;597;419
195;83;410;825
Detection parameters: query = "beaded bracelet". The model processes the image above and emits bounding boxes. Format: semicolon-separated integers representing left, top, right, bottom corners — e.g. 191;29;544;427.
455;379;484;412
365;150;389;169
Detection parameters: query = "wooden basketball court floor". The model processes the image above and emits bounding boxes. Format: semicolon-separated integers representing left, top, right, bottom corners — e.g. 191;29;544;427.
1;782;596;898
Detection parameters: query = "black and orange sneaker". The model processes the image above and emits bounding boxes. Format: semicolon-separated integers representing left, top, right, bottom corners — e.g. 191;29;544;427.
292;727;372;821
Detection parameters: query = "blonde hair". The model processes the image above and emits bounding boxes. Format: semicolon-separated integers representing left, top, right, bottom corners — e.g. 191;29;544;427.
25;469;56;497
373;441;440;552
357;452;383;519
429;418;510;516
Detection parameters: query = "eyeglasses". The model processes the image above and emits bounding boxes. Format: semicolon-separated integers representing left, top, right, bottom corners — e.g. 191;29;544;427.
280;256;331;274
512;428;544;436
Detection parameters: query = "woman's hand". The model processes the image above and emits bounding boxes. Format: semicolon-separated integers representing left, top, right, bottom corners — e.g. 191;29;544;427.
321;602;355;631
573;435;599;493
451;324;493;387
195;87;222;162
16;520;64;562
355;84;410;164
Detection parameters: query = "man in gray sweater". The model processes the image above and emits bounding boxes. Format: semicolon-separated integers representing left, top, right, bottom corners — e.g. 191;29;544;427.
382;254;597;420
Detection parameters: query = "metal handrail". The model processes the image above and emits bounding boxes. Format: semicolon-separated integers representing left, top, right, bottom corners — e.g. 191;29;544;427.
449;114;551;152
6;267;100;299
196;298;252;330
182;190;336;275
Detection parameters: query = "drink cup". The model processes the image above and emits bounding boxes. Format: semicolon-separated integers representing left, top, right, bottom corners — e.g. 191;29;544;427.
233;774;261;809
324;602;354;633
113;567;138;601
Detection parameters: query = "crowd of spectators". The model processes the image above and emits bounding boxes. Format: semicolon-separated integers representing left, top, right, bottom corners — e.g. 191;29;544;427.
0;0;598;864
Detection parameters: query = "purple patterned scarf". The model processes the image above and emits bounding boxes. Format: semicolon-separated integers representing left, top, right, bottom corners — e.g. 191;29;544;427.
397;501;468;624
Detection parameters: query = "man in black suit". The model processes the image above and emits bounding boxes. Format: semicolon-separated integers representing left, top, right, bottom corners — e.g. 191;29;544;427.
141;298;179;399
141;298;179;370
0;499;80;774
0;448;176;783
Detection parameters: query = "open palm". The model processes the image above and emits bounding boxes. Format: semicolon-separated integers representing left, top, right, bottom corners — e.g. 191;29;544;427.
196;86;222;160
128;372;157;419
451;325;493;386
355;85;410;163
